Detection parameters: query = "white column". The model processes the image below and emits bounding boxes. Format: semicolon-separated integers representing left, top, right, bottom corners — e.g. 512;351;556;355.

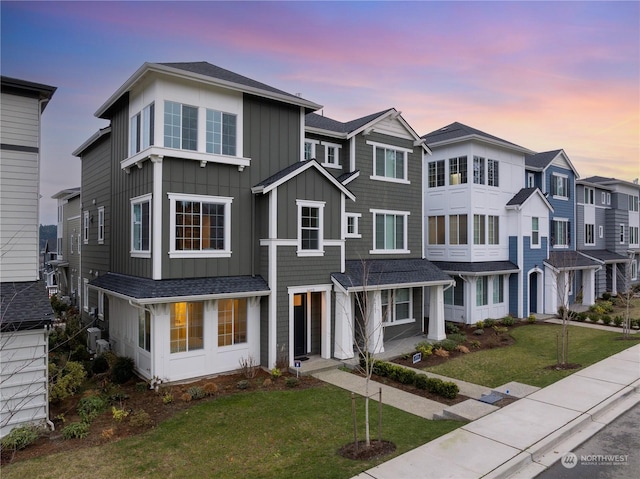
582;269;596;306
368;291;384;354
427;285;446;341
333;290;354;359
321;290;331;359
151;155;163;280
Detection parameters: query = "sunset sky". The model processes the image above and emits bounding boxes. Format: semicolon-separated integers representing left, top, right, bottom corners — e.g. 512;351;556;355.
2;1;638;225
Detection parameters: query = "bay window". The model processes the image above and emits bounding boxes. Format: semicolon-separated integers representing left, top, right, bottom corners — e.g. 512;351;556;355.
449;214;467;245
474;214;486;245
473;156;485;184
449;156;467;185
164;101;198;151
428;160;445;187
206;109;236;156
487;159;499;187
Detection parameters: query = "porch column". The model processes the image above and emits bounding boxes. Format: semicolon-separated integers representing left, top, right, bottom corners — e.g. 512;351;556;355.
582;269;596;306
427;285;446;341
321;290;331;359
367;291;384;354
333;290;354;359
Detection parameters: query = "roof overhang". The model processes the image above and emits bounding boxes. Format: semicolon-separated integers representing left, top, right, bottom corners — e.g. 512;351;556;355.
73;127;112;157
428;134;534;155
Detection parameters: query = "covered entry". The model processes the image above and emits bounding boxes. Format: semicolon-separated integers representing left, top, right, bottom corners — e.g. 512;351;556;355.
289;286;332;362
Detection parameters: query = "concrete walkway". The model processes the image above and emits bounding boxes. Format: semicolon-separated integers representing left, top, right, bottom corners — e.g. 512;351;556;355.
348;344;640;479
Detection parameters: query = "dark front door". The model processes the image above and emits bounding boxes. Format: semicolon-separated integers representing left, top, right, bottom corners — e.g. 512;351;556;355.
529;273;538;313
294;293;307;357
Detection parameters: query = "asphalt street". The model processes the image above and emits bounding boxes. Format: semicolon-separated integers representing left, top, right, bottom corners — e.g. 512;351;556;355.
535;402;640;479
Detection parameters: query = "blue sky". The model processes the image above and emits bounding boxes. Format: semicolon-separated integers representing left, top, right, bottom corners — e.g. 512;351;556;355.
2;1;638;225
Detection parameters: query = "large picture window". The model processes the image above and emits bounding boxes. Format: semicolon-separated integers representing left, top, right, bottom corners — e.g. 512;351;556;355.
164;101;198;151
131;195;151;256
218;298;247;346
381;288;412;325
373;145;407;182
206;109;236;156
170;302;204;353
373;210;408;252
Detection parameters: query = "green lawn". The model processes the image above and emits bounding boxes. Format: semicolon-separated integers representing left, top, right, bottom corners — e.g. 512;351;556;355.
1;384;462;479
424;323;638;388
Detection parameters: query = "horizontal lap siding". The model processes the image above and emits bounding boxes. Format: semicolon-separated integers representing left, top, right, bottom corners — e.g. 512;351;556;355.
0;94;39;147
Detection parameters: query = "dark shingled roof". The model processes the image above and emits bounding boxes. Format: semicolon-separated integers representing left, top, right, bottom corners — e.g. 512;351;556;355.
525;150;563;170
422;122;525;149
253;160;311;190
506;188;539;206
430;261;519;275
160;62;305;102
331;259;452;290
306;109;394;134
545;251;601;269
337;170;359;184
0;281;53;332
578;250;630;264
90;273;269;301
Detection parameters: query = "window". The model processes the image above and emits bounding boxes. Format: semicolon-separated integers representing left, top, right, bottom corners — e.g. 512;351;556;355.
297;200;324;254
170;302;204;353
449;214;468;245
428;160;445;187
97;207;104;244
632;260;638;281
169;194;232;258
487;159;499;187
218;298;247;346
444;277;464;306
323;142;341;167
599;225;604;239
551;174;568;198
531;217;540;247
77;276;81;301
449;156;467;185
476;277;488;306
585;224;595;245
473;215;486;244
83;278;88;311
428;215;445;245
381;288;412;325
164;101;198;151
130;102;154;155
620;224;625;244
601;192;606;204
552;219;569;246
630;226;639;245
606;193;611;205
83;211;89;244
527;173;535;188
629;195;639;212
373;145;407;181
98;291;104;319
131;195;151;255
373;210;408;252
346;213;361;238
71;274;75;294
139;310;151;352
584;187;594;205
70;234;74;254
473;156;485;184
77;234;81;253
206;109;236;156
304;140;318;160
493;276;504;304
488;216;499;245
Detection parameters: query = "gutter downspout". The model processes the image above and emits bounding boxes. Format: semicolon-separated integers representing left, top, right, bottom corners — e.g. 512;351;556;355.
127;299;158;389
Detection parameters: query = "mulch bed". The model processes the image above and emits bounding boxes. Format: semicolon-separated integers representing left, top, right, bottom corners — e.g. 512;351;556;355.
338;440;396;460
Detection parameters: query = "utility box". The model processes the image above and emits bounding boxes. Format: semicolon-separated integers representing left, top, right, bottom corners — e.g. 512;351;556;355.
87;327;101;352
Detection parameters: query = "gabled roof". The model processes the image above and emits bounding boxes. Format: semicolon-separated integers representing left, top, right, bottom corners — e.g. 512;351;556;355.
576;178;614;191
95;62;322;119
1;76;56;112
422;122;532;154
90;273;269;304
544;251;601;270
337;170;360;185
525;149;579;178
505;187;553;212
430;261;520;276
582;176;640;189
0;281;53;332
331;259;453;292
52;187;81;201
252;159;356;201
578;250;630;264
72;126;111;157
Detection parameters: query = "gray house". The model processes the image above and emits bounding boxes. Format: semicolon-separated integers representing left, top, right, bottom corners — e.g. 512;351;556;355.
74;62;452;382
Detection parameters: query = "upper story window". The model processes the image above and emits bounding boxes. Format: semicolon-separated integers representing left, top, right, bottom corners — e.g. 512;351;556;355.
304;139;318;160
488;215;499;245
428;216;445;245
70;234;74;254
97;207;105;244
372;144;408;183
551;174;569;199
584;187;595;204
346;213;361;238
206;109;236;156
473;156;485;184
323;142;341;168
473;214;486;245
487;159;499;187
428;160;445;188
552;219;569;247
585;224;595;245
449;214;467;245
630;226;639;245
531;217;540;247
449;156;467;185
164;101;198;151
372;209;409;253
297;200;324;256
606;193;611;205
527;173;535;188
218;298;247;347
381;288;413;325
168;193;232;258
632;260;638;281
83;211;89;244
131;194;151;257
130;102;154;155
619;224;625;244
170;302;204;353
629;195;639;212
493;276;504;304
83;278;89;311
599;225;604;238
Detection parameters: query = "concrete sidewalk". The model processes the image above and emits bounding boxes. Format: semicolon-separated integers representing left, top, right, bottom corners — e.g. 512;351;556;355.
348;344;640;479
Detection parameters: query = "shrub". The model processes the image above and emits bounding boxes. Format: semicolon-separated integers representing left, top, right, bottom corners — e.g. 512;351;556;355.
576;312;588;322
70;344;91;362
238;355;259;379
101;428;115;441
434;348;449;358
445;322;460;334
414;375;429;390
602;292;612;301
614;316;624;327
473;328;484;335
78;395;108;422
111;406;129;422
135;382;148;392
187;386;206;400
501;316;515;327
601;315;612;326
129;409;152;428
203;382;219;395
285;377;300;388
599;301;614;313
484;319;497;328
49;361;86;402
397;368;417;385
415;341;433;357
111;356;135;384
162;392;174;404
455;345;470;354
588;314;601;323
61;421;90;440
236;380;249;390
447;333;467;345
436;339;458;352
0;424;40;451
92;354;110;374
270;367;282;379
493;326;508;335
106;386;129;403
469;340;481;349
436;381;459;399
475;320;485;329
527;314;537;324
180;392;192;402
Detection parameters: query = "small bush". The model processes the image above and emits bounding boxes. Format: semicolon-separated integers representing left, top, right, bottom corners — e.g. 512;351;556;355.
285;377;300;388
100;428;115;441
501;316;515;327
0;424;40;451
414;375;429;390
78;395;108;422
162;392;174;404
180;392;192;402
588;314;601;323
135;382;148;392
455;345;470;354
61;421;90;440
397;368;417;385
129;409;152;428
484;319;497;328
576;312;588;322
473;328;484;335
469;340;481;349
111;406;129;422
415;341;433;357
270;367;282;379
475;320;485;329
238;355;259;379
599;301;614;313
493;326;509;336
601;315;612;326
446;333;467;345
203;382;219;395
602;292;611;301
106;387;129;403
187;386;206;400
436;339;458;351
434;348;449;358
111;356;135;384
613;316;624;327
236;380;249;390
436;381;459;399
92;354;110;374
445;322;460;334
527;314;537;324
49;361;86;402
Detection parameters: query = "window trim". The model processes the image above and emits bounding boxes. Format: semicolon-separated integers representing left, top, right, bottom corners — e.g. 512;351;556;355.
322;141;342;169
170;301;204;354
493;276;504;304
599;225;604;239
130;102;155;156
448;214;468;245
630;226;639;246
473;156;485;185
370;209;410;254
139;310;151;353
368;141;411;184
217;298;248;347
428;160;445;188
164;100;198;151
473;214;486;245
488;215;499;245
345;212;361;238
552;218;570;247
297;199;325;257
168;193;233;258
585;223;595;245
83;211;89;244
584;187;595;205
476;277;488;306
620;224;625;244
631;260;638;281
97;206;105;244
428;215;446;245
131;194;152;258
487;159;499;187
83;278;89;312
381;288;414;327
449;156;467;185
527;173;535;188
531;217;540;248
551;173;569;199
206;108;237;156
304;139;319;161
98;291;104;320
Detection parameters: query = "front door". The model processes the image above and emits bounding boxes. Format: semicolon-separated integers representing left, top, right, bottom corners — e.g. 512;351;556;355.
529;272;538;313
293;293;307;357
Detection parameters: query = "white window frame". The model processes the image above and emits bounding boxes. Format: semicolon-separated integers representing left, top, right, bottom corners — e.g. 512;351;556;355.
531;217;540;248
345;213;361;238
77;276;81;300
428;215;446;245
297;199;325;257
381;288;414;326
620;224;625;244
606;193;611;205
139;310;151;353
630;226;639;246
131;194;152;258
551;173;569;199
304;139;319;161
584;187;594;205
83;278;89;312
322;142;342;169
206;108;237;156
599;225;604;239
70;234;74;254
473;156;485;185
601;192;606;204
449;156;467;185
428;160;445;188
77;233;81;253
632;260;638;281
168;193;233;259
369;141;410;184
130;102;154;156
629;195;639;212
97;206;105;244
217;298;248;347
488;215;499;245
553;218;569;247
98;291;104;320
487;159;499;187
585;224;595;245
164;100;198;151
83;211;89;244
527;173;535;188
473;214;486;245
493;276;504;304
449;214;468;245
476;277;488;306
370;209;410;254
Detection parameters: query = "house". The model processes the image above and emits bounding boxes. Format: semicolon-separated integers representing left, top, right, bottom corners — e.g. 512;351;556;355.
0;76;56;437
74;62;452;383
524;150;601;313
48;187;82;306
578;176;640;294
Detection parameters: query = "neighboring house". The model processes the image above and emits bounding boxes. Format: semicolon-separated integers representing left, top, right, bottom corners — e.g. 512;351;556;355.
48;188;82;306
525;151;601;313
0;76;56;437
579;176;640;293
